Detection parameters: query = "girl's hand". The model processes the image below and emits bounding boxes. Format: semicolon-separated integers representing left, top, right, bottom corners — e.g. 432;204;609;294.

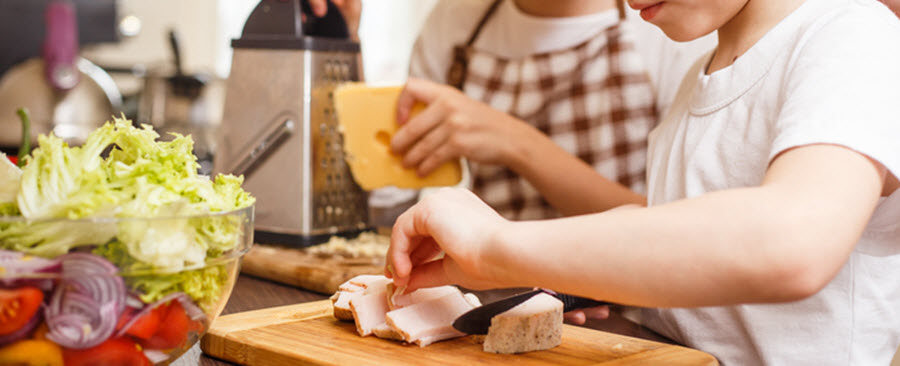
563;306;611;325
386;188;510;292
391;78;543;176
306;0;362;40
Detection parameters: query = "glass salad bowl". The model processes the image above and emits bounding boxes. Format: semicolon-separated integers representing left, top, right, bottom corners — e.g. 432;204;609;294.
0;205;253;366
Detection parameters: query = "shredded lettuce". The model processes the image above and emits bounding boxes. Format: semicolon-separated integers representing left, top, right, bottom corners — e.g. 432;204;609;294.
0;115;254;275
93;240;233;311
0;153;22;207
126;264;232;312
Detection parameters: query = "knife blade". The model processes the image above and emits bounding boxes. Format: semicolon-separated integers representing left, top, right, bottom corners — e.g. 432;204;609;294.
452;289;612;335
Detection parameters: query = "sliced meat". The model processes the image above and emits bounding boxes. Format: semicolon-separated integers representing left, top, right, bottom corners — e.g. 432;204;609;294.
387;284;463;310
385;291;475;347
332;291;361;321
372;322;403;341
349;291;391;337
334;275;392;321
349;275;391;289
482;293;563;354
338;282;365;292
463;293;482;307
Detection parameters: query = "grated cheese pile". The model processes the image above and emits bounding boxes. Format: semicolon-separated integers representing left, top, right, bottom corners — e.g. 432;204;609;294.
306;232;389;259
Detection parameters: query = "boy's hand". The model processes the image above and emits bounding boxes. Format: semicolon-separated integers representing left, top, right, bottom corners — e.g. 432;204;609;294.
392;78;543;177
386;188;510;292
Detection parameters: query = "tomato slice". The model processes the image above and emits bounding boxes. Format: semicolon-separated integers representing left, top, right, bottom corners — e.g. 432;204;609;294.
140;301;202;350
116;307;163;340
0;287;43;336
6;156;16;165
63;338;151;366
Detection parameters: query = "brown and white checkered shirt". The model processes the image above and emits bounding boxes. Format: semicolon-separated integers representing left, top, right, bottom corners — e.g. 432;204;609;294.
460;24;658;220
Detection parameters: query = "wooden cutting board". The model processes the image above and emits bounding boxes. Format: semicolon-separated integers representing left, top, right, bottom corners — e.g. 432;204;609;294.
201;300;718;365
240;244;384;294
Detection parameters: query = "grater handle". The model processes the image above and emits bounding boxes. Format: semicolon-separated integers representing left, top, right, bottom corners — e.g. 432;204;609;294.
229;117;295;177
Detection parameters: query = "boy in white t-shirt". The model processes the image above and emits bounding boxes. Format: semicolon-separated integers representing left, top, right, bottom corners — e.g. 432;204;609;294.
385;0;900;364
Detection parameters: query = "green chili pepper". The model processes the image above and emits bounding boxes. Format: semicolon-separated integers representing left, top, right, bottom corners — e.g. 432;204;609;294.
15;108;30;168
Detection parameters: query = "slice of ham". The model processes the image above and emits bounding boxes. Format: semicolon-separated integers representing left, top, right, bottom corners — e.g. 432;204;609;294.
349;275;390;289
385;291;475;347
333;275;479;347
372;322;403;340
349;291;390;337
332;291;361;321
387;284;463;310
463;293;482;307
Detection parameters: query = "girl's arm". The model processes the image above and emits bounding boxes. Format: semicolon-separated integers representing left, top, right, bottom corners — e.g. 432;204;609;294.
392;78;646;215
388;144;886;307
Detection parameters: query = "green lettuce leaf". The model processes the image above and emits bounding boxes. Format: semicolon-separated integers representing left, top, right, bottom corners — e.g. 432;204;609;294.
0;116;254;269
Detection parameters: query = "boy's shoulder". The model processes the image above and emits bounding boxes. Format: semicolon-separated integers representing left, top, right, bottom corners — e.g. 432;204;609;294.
797;0;900;44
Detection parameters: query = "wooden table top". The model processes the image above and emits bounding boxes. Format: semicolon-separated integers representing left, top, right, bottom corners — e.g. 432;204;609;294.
173;275;676;366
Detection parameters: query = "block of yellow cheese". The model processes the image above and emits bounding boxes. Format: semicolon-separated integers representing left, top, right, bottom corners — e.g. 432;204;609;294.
333;83;462;191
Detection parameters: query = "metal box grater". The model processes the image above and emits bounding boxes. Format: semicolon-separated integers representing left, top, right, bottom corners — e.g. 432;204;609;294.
213;0;369;247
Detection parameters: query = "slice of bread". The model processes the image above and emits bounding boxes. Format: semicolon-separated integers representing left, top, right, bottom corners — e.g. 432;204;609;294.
483;293;563;354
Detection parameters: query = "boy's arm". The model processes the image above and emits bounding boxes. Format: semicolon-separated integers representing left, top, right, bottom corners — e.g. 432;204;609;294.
390;144;885;307
493;144;884;306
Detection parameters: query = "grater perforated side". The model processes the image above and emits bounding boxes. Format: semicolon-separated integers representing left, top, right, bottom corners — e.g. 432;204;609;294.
309;54;368;233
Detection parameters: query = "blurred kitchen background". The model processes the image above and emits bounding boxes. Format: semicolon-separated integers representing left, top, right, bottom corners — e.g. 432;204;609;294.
0;0;436;173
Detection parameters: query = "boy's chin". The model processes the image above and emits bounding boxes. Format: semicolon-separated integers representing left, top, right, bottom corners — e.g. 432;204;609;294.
657;24;716;43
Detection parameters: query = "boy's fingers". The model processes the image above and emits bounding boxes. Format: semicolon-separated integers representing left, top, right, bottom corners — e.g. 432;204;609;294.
406;259;453;292
409;237;442;266
388;210;419;287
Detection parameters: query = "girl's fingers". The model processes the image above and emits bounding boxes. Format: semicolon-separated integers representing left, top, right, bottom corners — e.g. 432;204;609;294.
417;142;458;177
392;101;449;155
582;305;610;320
402;123;451;169
563;311;587;325
308;0;328;16
397;78;444;124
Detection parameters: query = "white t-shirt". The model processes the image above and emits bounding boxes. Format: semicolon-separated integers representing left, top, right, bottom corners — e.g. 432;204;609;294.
408;0;717;116
643;0;900;364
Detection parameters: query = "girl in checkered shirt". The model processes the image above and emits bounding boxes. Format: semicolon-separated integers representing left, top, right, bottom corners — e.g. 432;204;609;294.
383;0;900;364
312;0;694;221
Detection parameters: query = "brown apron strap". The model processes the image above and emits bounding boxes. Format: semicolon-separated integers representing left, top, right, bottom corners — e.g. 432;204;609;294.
446;0;503;90
617;0;626;20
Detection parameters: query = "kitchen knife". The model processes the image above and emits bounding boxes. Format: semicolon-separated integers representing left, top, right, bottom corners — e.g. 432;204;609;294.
452;289;611;335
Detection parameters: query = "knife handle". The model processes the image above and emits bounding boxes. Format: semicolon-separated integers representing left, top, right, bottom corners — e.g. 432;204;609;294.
555;293;612;313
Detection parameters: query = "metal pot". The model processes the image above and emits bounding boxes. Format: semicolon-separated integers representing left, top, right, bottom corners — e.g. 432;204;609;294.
0;0;122;149
0;57;122;147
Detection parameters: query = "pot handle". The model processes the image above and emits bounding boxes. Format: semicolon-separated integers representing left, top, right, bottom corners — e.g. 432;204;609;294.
43;0;80;91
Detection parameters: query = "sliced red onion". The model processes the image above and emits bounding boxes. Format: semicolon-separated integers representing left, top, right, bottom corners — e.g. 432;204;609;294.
0;311;40;345
44;253;124;349
59;252;125;314
0;249;61;278
46;301;117;349
175;294;207;322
